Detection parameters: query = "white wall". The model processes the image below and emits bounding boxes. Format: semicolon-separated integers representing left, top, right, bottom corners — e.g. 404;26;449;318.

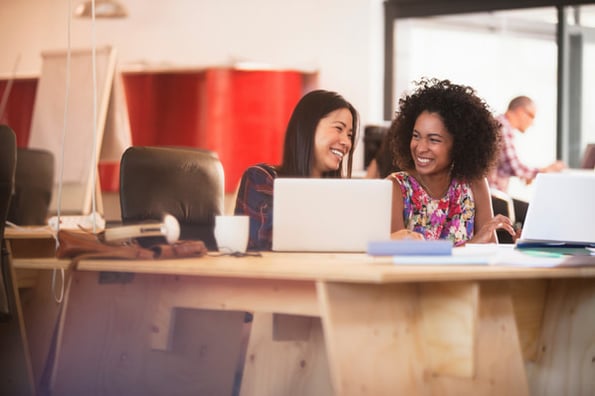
0;0;386;170
393;15;595;201
395;20;559;169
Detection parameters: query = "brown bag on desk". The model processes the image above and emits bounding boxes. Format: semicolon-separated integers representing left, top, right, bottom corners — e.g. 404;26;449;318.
56;230;155;260
56;230;208;262
150;240;208;259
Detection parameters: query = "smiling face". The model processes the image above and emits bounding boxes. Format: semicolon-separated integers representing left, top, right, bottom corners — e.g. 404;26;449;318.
410;111;453;177
311;108;353;177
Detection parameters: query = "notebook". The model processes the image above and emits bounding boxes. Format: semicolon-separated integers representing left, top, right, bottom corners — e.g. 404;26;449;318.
517;172;595;246
272;178;392;252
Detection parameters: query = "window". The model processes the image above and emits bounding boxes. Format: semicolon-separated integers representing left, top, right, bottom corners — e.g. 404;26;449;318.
387;5;595;198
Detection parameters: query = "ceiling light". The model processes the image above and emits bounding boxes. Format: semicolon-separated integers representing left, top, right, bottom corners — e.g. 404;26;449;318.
74;0;128;19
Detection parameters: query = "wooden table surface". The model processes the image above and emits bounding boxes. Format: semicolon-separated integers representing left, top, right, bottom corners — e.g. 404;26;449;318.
5;232;595;396
74;250;595;282
45;252;595;395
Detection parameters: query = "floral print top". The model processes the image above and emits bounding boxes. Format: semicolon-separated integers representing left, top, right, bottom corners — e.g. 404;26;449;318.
391;171;475;246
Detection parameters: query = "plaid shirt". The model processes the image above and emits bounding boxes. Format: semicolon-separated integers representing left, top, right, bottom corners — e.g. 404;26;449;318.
234;164;277;251
488;114;538;192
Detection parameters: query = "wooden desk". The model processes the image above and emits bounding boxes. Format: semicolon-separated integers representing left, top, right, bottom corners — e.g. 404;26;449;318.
2;228;64;396
35;252;595;395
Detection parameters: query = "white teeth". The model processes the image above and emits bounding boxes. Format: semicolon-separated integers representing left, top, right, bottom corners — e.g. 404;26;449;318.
417;157;430;164
331;149;344;158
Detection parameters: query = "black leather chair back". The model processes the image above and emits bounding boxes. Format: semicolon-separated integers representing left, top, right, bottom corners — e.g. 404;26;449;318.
119;146;224;249
490;188;516;244
7;148;54;225
0;125;17;318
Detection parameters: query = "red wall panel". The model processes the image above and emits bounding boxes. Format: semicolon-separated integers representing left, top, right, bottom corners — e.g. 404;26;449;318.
203;68;305;191
0;78;37;147
124;68;311;192
3;68;315;194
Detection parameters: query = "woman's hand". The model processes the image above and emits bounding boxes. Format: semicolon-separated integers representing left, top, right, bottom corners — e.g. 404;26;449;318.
471;214;515;243
391;229;425;241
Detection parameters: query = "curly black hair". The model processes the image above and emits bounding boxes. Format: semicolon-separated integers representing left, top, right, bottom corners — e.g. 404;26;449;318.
388;78;500;181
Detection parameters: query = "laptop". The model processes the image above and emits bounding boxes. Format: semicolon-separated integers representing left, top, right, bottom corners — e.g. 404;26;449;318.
272;178;392;252
518;172;595;246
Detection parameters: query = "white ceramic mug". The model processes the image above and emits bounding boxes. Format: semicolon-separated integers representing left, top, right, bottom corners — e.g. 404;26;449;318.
214;215;250;253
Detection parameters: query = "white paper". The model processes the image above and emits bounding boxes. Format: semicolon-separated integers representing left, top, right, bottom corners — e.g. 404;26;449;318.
390;244;590;267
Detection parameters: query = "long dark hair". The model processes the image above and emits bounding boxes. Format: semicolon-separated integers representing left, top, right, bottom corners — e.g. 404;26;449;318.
277;89;358;178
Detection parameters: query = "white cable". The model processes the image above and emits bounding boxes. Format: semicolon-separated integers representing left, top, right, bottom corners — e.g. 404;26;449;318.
51;0;74;305
55;0;72;232
52;0;101;302
90;0;99;233
51;266;66;304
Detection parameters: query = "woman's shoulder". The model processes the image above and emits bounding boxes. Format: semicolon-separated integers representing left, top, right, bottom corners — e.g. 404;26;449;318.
388;170;411;183
465;177;489;194
236;164;277;203
242;163;277;180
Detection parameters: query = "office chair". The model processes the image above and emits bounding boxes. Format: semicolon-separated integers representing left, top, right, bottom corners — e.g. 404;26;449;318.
116;146;245;394
7;148;54;226
490;188;516;244
119;146;225;249
581;143;595;169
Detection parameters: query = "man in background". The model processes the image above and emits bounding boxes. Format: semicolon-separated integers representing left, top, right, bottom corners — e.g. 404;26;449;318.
489;96;566;240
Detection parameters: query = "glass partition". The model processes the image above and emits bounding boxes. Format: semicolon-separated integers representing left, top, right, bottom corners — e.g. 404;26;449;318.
391;5;595;198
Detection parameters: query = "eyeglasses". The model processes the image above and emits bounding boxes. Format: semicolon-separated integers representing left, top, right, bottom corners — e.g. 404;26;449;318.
522;107;536;120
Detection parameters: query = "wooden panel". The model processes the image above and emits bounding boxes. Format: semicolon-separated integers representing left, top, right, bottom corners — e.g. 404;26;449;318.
0;252;36;396
528;278;595;396
318;281;425;394
76;252;595;284
240;313;332;396
149;275;319;350
317;280;529;395
509;279;548;361
426;281;529;395
18;269;68;390
9;238;56;260
420;281;478;378
273;314;314;341
51;271;245;396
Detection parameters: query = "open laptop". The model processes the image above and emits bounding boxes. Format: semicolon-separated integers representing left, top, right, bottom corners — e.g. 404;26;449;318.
518;172;595;246
272;178;392;252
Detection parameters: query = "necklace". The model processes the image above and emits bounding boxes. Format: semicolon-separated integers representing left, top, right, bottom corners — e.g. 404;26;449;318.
415;172;450;199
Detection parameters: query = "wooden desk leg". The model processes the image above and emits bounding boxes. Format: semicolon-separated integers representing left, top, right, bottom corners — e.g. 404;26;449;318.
317;281;425;395
317;280;529;396
18;268;66;388
509;279;548;361
240;312;333;396
0;248;36;396
529;278;595;396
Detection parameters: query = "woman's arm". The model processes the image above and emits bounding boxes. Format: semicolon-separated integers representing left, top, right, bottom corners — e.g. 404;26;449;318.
468;177;514;244
234;165;275;250
389;174;424;240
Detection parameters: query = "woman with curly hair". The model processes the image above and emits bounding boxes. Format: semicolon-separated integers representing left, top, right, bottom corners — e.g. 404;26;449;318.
388;78;515;245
